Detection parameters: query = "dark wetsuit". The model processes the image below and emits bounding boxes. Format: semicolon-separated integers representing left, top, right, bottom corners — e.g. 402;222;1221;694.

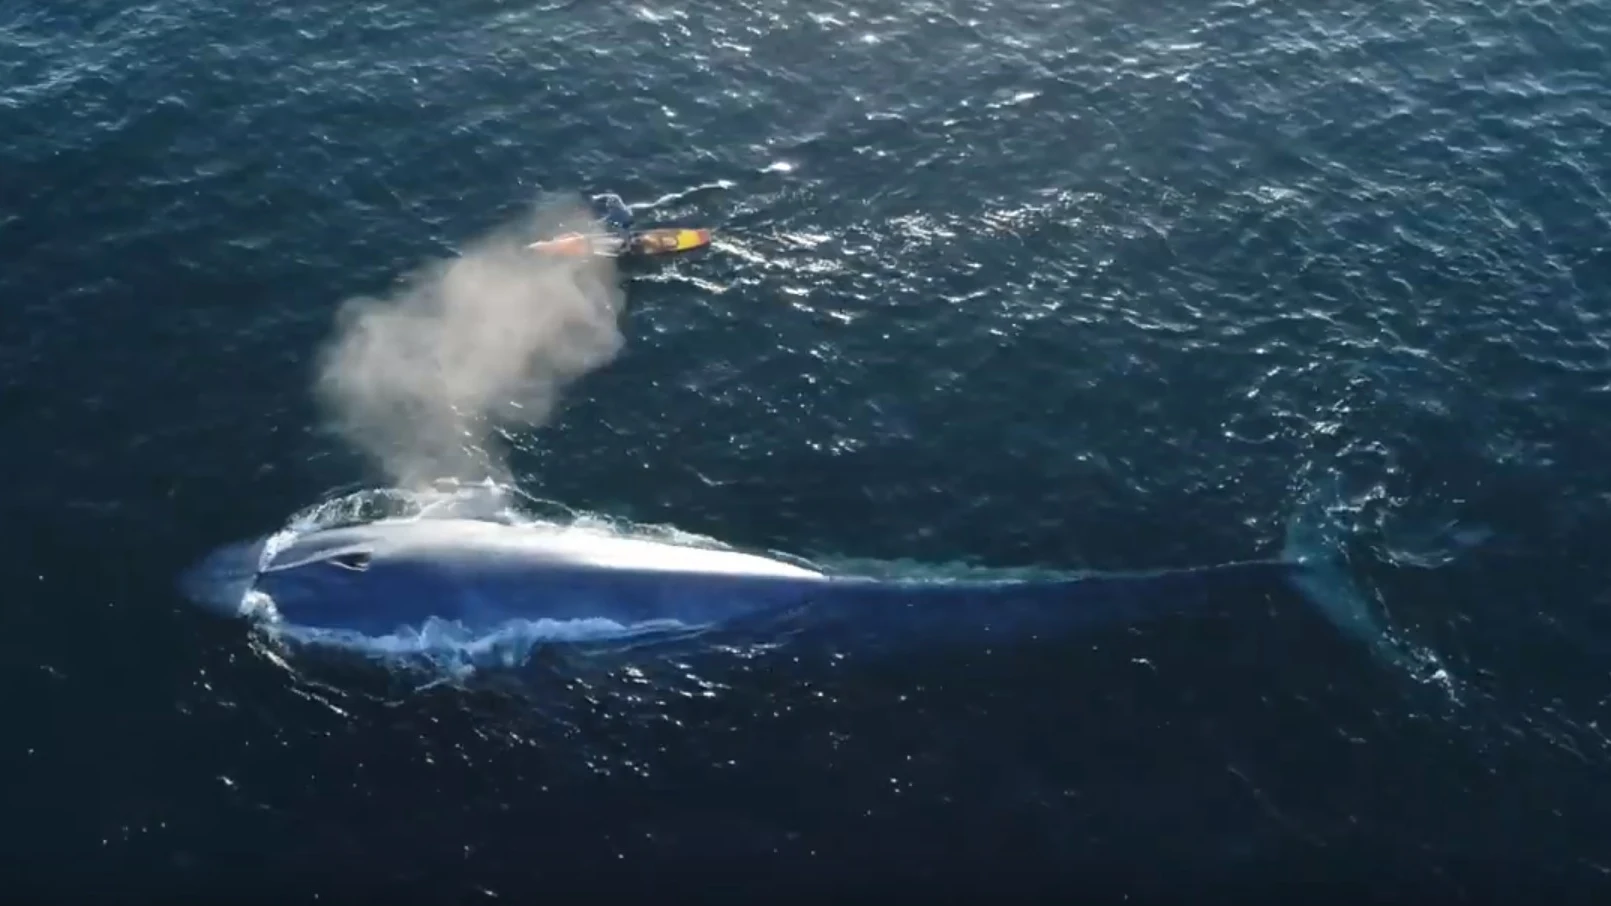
591;193;634;235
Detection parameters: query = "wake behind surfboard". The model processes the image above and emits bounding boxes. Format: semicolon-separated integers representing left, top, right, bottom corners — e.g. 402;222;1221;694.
527;227;712;260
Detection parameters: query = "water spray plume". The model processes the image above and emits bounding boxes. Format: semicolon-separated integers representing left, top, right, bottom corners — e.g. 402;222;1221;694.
314;194;626;490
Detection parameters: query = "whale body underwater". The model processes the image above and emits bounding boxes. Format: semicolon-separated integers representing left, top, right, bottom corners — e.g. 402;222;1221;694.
179;512;1388;661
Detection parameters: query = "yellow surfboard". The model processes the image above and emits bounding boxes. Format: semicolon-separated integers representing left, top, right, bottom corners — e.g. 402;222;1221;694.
629;228;712;257
527;228;712;259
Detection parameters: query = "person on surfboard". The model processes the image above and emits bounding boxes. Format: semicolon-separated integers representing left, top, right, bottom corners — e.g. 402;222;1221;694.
589;193;634;252
526;193;708;258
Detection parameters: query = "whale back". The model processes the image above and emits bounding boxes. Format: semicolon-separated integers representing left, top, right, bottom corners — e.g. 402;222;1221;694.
249;518;829;637
181;516;1370;670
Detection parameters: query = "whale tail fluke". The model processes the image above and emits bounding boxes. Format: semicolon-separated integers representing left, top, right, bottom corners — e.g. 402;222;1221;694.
1280;473;1378;647
1280;472;1427;675
770;474;1402;662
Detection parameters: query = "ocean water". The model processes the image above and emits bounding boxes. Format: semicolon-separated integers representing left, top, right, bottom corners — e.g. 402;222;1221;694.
6;0;1611;898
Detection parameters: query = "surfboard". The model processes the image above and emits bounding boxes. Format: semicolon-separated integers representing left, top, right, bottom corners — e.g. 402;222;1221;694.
630;227;711;257
527;228;712;259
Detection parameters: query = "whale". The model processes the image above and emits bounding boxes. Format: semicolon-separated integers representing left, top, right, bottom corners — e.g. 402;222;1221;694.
179;510;1389;663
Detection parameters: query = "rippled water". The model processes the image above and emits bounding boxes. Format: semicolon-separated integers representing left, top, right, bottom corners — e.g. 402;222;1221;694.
6;0;1611;897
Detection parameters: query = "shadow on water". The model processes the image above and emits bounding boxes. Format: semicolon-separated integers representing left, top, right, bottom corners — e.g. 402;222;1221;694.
4;478;1610;901
89;495;1579;897
7;462;1608;901
147;586;1542;899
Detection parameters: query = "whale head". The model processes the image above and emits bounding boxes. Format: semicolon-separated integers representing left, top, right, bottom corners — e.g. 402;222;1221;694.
180;517;831;639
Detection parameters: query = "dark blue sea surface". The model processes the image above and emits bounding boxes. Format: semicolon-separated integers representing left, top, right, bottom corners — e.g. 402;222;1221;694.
6;0;1611;898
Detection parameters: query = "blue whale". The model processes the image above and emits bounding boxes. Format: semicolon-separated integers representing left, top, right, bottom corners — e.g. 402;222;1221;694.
180;512;1389;662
